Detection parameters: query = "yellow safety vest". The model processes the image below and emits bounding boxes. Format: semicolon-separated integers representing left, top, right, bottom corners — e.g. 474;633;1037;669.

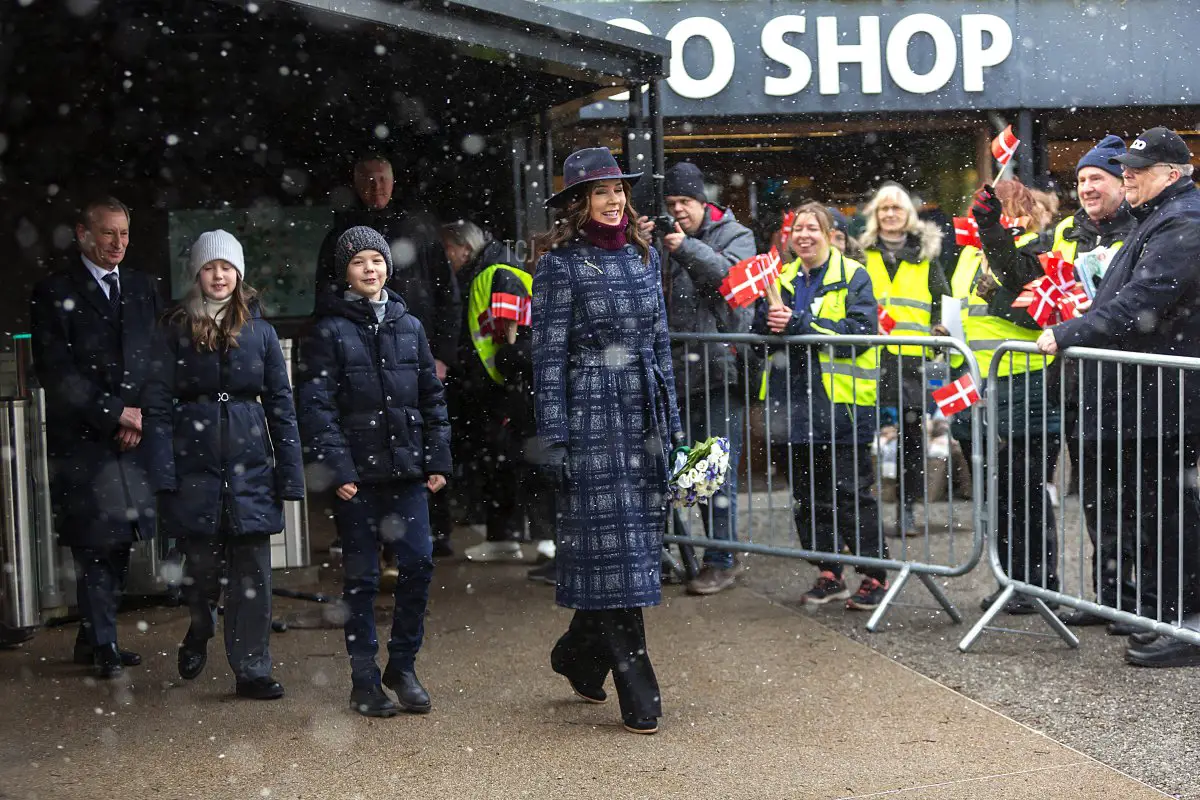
467;263;533;384
760;249;878;405
950;232;1050;379
863;248;934;356
1050;216;1124;265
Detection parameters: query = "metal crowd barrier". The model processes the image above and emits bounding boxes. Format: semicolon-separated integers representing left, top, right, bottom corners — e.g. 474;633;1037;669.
665;332;985;631
959;342;1200;651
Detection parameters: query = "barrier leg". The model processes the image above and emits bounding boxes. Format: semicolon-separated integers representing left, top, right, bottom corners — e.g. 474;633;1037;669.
865;564;910;632
917;572;963;624
958;584;1015;652
1032;597;1079;648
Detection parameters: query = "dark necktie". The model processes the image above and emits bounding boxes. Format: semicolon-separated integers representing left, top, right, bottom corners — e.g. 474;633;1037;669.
103;273;120;314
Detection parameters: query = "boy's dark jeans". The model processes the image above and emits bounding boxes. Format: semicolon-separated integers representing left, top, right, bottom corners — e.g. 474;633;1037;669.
335;480;434;687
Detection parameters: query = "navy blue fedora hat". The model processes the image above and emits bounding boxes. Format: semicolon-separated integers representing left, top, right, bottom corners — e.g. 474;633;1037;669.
545;147;642;208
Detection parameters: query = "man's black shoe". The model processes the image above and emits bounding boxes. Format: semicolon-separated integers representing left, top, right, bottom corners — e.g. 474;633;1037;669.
1060;609;1108;627
382;668;431;713
74;641;141;667
1128;631;1159;647
1107;620;1140;636
349;684;400;718
235;676;285;700
93;644;124;680
1125;635;1200;668
177;640;208;680
978;588;1003;612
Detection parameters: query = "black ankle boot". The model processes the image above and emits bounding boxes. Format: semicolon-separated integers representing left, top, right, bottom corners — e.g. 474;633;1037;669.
349;684;400;718
178;639;208;681
382;668;431;713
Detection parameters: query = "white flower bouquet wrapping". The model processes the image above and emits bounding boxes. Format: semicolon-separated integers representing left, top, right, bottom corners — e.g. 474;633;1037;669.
668;436;731;508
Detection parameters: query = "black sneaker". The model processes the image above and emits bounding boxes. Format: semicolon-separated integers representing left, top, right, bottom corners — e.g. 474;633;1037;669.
527;559;556;585
846;577;889;611
801;571;850;605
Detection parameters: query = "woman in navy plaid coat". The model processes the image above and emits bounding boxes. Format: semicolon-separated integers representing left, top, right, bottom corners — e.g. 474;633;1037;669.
532;148;684;735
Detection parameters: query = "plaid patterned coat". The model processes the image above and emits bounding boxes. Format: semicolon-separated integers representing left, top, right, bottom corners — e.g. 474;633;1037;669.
532;240;682;610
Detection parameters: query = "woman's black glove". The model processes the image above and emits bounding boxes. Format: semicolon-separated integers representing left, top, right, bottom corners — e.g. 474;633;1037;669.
970;184;1002;229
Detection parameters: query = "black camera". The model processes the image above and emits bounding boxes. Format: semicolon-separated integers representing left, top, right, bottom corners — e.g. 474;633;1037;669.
651;214;678;237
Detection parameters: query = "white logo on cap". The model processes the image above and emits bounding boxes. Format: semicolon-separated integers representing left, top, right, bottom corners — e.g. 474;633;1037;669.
1131;139;1148;151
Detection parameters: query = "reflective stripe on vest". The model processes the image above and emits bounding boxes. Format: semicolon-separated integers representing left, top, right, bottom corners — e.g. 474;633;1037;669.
467;264;533;384
760;249;878;404
949;236;1050;378
863;248;934;357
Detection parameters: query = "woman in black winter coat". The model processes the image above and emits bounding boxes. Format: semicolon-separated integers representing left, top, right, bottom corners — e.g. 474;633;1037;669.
143;230;305;700
297;226;451;718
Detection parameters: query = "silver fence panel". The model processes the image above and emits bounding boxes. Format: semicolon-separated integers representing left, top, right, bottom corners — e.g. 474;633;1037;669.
665;332;985;631
0;400;40;630
959;342;1200;651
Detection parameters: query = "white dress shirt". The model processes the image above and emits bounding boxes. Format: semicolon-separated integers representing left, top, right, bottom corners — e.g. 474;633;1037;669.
82;254;121;299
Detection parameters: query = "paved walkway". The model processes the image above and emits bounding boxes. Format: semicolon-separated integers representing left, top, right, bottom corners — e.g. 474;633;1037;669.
0;559;1169;800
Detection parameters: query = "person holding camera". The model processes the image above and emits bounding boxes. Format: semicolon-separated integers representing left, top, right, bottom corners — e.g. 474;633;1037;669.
636;162;755;596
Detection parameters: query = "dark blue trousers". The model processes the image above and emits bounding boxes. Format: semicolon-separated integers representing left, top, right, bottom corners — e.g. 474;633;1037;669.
335;480;434;686
72;544;132;648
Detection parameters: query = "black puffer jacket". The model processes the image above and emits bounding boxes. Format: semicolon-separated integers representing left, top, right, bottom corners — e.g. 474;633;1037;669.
297;288;451;488
143;306;305;538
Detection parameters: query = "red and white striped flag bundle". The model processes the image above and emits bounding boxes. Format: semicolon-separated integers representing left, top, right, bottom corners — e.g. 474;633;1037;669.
720;248;782;308
991;125;1020;168
491;292;531;326
1026;278;1065;328
1012;252;1089;325
954;214;1021;248
1039;251;1088;312
932;374;981;417
877;306;896;334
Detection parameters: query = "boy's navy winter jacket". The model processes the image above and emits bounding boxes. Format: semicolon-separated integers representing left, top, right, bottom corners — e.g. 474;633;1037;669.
143;306;306;538
297;289;451;487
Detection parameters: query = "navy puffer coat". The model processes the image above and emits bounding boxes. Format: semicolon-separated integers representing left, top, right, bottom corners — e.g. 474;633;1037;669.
297;289;451;488
143;306;306;538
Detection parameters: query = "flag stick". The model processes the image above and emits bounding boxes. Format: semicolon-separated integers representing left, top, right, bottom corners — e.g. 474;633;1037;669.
765;279;783;309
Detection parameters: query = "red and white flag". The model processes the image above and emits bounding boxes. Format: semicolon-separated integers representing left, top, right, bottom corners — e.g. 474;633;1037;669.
476;309;495;339
878;306;896;334
991;125;1020;168
932;374;982;417
1039;251;1088;310
491;292;525;323
1026;277;1065;328
720;248;782;308
954;216;981;248
780;209;796;238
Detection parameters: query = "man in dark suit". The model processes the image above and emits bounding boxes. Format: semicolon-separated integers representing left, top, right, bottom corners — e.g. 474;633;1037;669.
29;197;162;679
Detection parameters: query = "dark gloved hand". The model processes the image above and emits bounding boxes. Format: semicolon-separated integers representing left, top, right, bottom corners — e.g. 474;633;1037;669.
970;184;1002;229
973;269;1000;303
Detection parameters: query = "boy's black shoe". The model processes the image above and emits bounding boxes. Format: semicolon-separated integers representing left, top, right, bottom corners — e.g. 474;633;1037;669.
383;668;431;713
74;641;141;667
177;639;208;680
350;684;400;717
235;676;285;700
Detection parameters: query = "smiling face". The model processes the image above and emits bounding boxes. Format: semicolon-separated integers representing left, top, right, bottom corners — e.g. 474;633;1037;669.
76;208;129;270
345;249;388;300
789;212;831;268
1076;167;1125;221
1122;163;1178;208
587;179;627;226
198;260;239;302
876;199;909;238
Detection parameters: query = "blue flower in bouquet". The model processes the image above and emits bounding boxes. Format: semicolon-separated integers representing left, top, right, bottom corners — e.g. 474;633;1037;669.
669;436;731;508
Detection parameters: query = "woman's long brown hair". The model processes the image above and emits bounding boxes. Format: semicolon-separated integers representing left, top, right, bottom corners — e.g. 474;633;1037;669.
169;280;258;352
531;180;651;266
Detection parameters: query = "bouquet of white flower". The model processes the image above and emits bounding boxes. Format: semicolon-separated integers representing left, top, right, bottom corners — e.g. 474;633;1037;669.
668;436;731;508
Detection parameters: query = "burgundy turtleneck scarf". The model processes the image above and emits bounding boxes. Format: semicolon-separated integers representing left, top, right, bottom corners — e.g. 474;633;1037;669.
581;214;628;251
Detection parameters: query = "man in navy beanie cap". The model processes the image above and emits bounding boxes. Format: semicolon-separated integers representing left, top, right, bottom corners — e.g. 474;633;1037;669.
636;162;755;597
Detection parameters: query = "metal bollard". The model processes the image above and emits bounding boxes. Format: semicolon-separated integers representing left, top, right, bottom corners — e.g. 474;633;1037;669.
0;399;41;631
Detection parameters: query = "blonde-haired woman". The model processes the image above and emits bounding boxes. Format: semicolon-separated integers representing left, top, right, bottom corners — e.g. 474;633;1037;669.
143;230;305;699
858;183;949;538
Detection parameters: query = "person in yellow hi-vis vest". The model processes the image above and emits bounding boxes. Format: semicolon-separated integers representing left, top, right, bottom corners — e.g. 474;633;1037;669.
752;203;891;611
859;183;950;538
950;179;1061;615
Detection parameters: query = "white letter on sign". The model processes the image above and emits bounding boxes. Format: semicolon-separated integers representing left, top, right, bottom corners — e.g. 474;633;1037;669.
666;17;735;100
762;15;813;96
886;13;957;94
816;16;882;95
961;14;1013;92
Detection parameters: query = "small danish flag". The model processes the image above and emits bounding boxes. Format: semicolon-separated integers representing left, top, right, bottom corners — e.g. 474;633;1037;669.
781;209;796;238
720;248;783;309
954;216;982;248
932;374;982;417
878;306;896;334
991;125;1020;168
1026;278;1065;328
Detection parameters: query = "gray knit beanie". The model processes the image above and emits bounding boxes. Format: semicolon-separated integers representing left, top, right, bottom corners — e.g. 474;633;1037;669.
335;226;393;281
188;230;245;281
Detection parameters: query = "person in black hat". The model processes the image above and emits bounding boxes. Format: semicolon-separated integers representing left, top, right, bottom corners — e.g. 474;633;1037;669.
826;206;865;262
532;146;684;734
1038;127;1200;667
634;162;755;597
